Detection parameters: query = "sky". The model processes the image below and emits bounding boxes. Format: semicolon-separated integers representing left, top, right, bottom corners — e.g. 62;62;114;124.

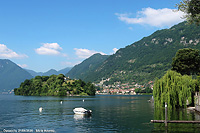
0;0;185;72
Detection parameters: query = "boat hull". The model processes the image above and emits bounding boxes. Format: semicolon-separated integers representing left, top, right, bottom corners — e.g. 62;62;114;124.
73;107;92;115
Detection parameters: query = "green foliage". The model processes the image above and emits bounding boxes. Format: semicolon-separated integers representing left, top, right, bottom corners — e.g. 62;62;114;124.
135;87;152;94
172;48;200;75
145;87;153;93
14;74;96;96
177;0;200;25
135;88;141;93
153;70;197;109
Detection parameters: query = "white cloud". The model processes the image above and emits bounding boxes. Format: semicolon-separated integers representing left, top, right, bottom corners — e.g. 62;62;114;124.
74;48;106;59
110;48;119;54
115;8;185;27
18;64;28;68
0;44;28;59
113;48;118;53
43;43;62;50
35;43;67;56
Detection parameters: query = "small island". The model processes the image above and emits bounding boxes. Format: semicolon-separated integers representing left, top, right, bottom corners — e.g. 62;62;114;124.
14;74;96;96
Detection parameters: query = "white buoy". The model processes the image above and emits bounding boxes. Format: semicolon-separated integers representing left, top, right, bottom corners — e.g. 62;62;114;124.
39;107;43;112
83;99;84;102
60;101;63;104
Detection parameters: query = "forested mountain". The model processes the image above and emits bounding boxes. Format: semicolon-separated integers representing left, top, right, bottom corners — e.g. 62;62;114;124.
68;22;200;84
2;21;199;92
0;59;33;92
66;53;109;79
58;67;72;75
25;69;43;77
25;67;72;77
42;69;59;76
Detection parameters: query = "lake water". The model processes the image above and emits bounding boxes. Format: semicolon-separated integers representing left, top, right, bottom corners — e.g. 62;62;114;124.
1;94;200;133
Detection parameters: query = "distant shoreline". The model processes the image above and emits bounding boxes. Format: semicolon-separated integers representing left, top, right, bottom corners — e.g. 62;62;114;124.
96;93;153;96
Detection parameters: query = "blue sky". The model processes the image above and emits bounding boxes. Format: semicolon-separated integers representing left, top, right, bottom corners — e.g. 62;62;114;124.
0;0;185;72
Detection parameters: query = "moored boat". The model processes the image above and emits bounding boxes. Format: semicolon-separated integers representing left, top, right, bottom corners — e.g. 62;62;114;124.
73;107;92;115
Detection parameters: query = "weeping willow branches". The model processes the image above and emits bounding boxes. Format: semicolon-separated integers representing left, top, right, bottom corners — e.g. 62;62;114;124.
153;70;197;109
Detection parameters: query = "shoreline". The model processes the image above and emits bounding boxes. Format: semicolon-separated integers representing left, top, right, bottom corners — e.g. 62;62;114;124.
96;93;153;96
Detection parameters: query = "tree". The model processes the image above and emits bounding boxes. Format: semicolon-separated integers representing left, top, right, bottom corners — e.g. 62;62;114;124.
171;48;200;75
177;0;200;25
145;87;153;93
14;74;96;96
153;70;197;109
135;88;141;93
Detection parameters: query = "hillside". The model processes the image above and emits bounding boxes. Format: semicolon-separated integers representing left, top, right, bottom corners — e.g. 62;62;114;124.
0;59;33;92
66;53;109;79
25;69;43;77
43;69;59;76
70;22;200;84
58;67;72;75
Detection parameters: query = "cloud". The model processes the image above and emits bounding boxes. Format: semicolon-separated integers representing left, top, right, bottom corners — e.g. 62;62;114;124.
18;64;28;68
110;48;119;54
113;48;118;53
0;44;28;59
115;8;185;27
35;43;67;56
74;48;106;59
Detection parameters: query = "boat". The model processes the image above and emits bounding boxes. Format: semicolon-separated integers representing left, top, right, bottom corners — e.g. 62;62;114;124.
73;107;92;115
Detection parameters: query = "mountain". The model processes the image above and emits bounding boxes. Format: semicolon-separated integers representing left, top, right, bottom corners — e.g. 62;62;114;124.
25;69;43;77
58;67;72;75
0;59;33;92
93;22;200;84
25;67;72;77
68;22;200;84
42;69;59;76
66;53;109;79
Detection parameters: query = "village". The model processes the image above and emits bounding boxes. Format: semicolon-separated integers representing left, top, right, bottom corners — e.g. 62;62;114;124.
95;78;154;95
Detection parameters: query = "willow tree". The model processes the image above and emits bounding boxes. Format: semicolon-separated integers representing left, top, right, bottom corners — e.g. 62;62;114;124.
153;70;197;109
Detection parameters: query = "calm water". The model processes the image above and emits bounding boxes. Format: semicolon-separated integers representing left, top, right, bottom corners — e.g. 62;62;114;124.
1;94;200;133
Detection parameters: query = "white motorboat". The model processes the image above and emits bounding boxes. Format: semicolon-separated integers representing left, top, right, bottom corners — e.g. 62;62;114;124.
73;107;92;115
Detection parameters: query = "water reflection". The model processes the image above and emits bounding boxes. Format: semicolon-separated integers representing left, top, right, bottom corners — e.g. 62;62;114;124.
152;107;200;132
74;114;92;120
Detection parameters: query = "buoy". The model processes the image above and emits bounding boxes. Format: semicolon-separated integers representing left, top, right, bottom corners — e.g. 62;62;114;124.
83;99;84;102
39;107;43;112
60;101;63;104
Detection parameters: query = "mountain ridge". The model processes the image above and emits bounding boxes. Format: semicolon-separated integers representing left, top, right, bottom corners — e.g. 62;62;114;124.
67;21;200;84
0;59;33;92
25;67;72;77
66;53;109;79
1;21;200;92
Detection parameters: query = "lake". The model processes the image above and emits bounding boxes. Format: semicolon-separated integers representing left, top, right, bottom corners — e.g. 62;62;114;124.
1;94;200;133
